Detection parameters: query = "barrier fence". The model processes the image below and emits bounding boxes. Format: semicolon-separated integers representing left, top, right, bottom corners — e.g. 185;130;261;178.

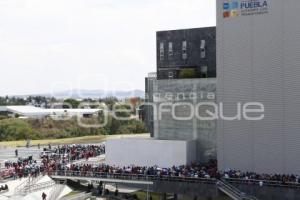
48;170;217;184
48;170;300;189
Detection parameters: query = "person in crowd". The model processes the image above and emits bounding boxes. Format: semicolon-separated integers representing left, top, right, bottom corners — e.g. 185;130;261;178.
42;192;47;200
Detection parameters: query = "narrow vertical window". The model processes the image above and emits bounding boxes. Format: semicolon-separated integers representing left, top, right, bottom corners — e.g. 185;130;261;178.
182;41;187;60
200;40;206;58
201;66;208;78
159;42;164;61
168;71;174;79
168;42;173;57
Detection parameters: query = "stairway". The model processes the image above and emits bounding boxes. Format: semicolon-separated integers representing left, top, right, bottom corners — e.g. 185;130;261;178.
217;179;259;200
14;175;55;195
14;175;44;195
19;180;56;195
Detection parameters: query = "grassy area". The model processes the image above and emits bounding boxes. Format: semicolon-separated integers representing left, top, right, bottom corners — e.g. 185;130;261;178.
0;133;149;148
62;190;81;197
133;191;231;200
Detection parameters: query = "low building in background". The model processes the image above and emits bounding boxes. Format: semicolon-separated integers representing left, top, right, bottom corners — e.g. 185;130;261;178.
0;105;101;119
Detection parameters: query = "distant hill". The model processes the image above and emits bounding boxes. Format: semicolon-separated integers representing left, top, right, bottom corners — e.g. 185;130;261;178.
13;89;145;99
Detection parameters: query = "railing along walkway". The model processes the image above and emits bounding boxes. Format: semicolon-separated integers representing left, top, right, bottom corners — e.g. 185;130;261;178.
49;171;217;185
217;179;259;200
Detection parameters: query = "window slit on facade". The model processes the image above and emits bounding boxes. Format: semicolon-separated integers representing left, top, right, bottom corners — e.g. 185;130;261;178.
160;42;164;61
168;42;173;58
201;39;206;58
182;41;187;60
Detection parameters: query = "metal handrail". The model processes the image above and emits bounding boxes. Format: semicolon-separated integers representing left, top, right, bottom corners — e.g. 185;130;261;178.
49;182;66;200
217;179;259;200
14;178;30;194
217;180;242;199
18;180;55;195
49;170;217;184
224;177;300;188
24;175;44;188
48;170;300;189
14;175;44;194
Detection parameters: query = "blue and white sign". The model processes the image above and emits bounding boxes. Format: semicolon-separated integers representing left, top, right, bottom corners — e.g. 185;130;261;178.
223;0;269;18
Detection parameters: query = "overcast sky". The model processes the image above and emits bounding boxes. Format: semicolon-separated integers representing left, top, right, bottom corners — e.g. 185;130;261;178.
0;0;216;96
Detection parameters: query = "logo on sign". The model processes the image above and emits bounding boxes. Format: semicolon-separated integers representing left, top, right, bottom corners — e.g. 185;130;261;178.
223;0;269;19
223;1;239;18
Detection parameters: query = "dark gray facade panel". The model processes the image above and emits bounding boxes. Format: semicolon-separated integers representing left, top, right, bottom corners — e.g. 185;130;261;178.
156;27;216;79
145;77;155;137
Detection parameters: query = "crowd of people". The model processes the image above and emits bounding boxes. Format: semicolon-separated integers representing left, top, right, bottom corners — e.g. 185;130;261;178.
1;144;300;188
51;160;300;186
222;169;300;184
40;144;105;161
39;144;105;173
4;156;40;178
1;144;105;179
61;161;218;179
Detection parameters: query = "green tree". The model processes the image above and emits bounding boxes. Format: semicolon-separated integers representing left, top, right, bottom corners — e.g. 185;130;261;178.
100;97;118;110
110;117;121;134
114;104;131;118
116;126;130;134
0;119;38;141
64;98;80;108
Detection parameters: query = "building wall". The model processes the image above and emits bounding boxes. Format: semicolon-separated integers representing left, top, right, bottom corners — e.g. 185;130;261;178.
152;78;217;163
217;0;300;174
106;138;196;167
144;74;156;137
156;27;216;79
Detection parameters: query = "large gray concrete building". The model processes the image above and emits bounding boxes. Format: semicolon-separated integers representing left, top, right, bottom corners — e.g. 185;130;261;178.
217;0;300;174
144;27;217;163
145;27;216;134
145;77;217;162
151;78;217;162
